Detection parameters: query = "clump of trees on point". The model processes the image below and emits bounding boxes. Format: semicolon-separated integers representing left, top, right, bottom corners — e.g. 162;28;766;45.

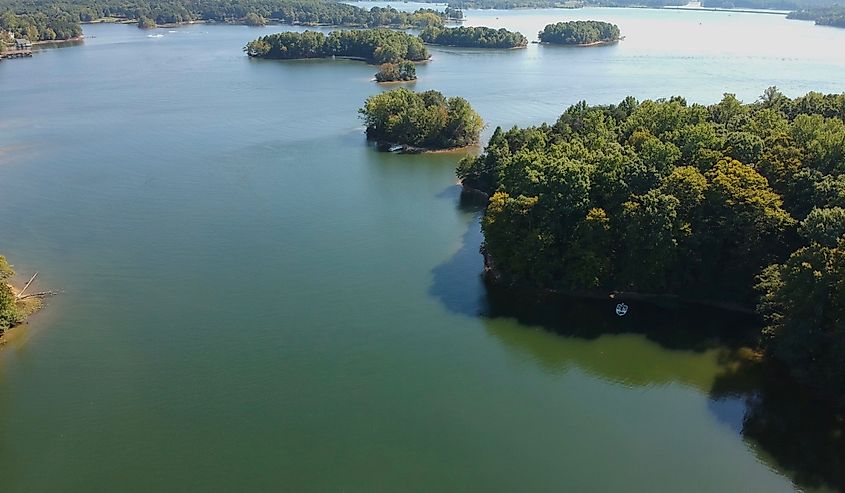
359;88;483;149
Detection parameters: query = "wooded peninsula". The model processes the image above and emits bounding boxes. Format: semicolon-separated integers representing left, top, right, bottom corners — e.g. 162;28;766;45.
539;20;620;46
359;88;483;151
419;26;528;49
458;89;845;403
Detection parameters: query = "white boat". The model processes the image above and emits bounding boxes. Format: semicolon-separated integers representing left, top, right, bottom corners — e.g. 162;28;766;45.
388;144;403;152
615;303;628;316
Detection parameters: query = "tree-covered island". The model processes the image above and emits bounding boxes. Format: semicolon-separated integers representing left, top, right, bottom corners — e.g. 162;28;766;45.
539;20;621;46
245;29;429;64
359;88;483;151
419;26;528;49
458;89;845;404
375;61;417;82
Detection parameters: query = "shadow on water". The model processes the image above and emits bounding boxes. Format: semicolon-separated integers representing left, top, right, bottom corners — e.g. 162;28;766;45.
712;360;845;492
429;204;759;353
430;210;845;493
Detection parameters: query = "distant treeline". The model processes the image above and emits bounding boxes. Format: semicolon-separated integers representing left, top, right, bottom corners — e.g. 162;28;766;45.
702;0;842;10
355;0;845;12
458;89;845;404
539;20;620;45
420;25;527;48
245;29;429;64
0;0;447;40
441;0;685;8
787;6;845;27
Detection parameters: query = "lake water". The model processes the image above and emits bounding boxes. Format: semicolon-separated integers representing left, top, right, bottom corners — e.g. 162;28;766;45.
1;6;844;492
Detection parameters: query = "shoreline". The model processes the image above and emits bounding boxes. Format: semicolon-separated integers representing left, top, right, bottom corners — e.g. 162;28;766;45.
32;36;85;46
249;54;432;65
374;78;417;84
378;141;478;154
480;249;756;315
424;42;527;50
538;38;621;47
0;284;43;345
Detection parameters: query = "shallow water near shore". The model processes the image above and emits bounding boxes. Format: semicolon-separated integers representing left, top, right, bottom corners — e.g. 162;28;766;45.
1;6;845;492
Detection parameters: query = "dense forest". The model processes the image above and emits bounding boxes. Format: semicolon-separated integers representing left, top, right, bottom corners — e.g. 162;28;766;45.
375;60;417;82
0;0;445;40
0;8;81;41
245;29;429;63
359;88;483;149
419;25;527;48
458;89;845;403
787;6;845;27
539;20;620;45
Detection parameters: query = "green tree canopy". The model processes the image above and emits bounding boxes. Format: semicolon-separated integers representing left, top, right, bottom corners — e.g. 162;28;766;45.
359;88;483;149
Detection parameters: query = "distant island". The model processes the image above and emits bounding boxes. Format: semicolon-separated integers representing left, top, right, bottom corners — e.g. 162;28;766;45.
0;0;447;41
458;88;845;405
419;26;528;49
787;6;845;28
359;88;483;151
245;29;429;64
539;20;621;46
375;61;417;83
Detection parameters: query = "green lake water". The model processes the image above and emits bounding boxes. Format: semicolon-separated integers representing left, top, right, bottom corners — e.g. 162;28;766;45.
1;6;844;491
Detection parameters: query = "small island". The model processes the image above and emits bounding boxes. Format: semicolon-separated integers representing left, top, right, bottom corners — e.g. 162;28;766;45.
375;61;417;83
538;20;621;46
419;26;528;49
359;88;483;151
245;29;429;64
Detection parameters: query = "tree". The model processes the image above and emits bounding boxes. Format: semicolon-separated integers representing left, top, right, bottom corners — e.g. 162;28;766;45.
244;12;266;26
137;15;155;28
